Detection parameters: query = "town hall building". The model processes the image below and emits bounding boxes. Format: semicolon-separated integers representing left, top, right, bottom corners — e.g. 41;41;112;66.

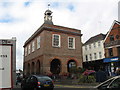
23;9;83;76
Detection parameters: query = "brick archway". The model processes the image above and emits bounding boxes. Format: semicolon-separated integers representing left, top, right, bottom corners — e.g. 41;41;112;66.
36;60;40;75
27;63;30;75
67;60;77;73
31;62;35;74
50;59;61;74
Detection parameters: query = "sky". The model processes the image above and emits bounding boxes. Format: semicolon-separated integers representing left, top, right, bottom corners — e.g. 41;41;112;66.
0;0;119;70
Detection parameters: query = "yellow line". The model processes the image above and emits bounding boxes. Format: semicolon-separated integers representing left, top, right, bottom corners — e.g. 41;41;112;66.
55;84;89;88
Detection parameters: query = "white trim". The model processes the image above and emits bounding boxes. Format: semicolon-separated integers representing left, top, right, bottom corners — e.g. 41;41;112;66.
68;36;75;49
105;45;120;49
32;41;35;52
28;44;31;54
37;36;40;49
25;47;27;56
52;34;61;47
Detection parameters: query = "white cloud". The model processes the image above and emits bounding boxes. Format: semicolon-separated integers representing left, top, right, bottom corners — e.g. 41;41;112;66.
0;0;119;70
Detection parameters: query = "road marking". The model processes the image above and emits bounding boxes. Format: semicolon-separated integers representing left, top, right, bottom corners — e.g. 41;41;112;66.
55;84;91;88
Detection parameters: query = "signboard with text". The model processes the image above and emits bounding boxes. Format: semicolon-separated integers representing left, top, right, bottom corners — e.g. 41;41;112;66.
0;45;12;89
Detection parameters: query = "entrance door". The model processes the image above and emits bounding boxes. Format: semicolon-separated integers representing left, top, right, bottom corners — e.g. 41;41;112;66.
50;59;61;74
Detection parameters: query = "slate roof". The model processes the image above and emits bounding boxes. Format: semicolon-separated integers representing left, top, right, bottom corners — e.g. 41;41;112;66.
84;33;106;45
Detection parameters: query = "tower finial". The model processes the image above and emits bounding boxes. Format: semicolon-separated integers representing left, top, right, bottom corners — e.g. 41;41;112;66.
44;4;53;25
48;3;50;9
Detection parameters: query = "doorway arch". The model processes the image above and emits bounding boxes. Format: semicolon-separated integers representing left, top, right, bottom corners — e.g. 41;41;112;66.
67;60;77;73
31;62;35;74
27;63;30;75
36;60;40;75
50;59;61;74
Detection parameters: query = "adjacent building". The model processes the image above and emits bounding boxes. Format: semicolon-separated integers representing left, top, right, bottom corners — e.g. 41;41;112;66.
23;9;83;76
104;20;120;75
0;37;16;88
82;34;106;71
118;1;120;21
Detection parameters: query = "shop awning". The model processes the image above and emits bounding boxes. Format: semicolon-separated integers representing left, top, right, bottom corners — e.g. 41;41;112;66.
103;57;119;63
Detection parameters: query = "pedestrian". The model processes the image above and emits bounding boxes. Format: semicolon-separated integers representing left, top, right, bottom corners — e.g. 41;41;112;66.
115;68;120;76
96;69;107;83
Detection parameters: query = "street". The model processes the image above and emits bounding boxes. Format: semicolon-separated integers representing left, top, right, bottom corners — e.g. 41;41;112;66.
14;83;95;89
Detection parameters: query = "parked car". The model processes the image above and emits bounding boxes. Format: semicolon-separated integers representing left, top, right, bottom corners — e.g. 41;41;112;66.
21;75;54;89
95;75;120;90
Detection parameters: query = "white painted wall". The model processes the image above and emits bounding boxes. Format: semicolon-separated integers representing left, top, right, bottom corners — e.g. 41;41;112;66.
82;40;105;62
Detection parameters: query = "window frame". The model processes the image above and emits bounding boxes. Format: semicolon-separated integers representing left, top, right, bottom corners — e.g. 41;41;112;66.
37;36;41;49
93;43;96;48
98;41;101;47
32;41;35;52
89;44;91;49
52;34;61;47
85;55;88;62
109;48;113;57
99;52;102;59
94;53;97;60
110;35;114;41
28;44;31;54
90;54;92;60
68;36;75;49
25;47;27;56
85;45;87;50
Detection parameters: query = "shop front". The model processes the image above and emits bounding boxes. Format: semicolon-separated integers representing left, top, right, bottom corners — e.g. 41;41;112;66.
103;57;120;76
83;59;105;71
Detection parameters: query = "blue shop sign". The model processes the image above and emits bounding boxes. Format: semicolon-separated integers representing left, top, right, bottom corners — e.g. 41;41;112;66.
104;57;119;63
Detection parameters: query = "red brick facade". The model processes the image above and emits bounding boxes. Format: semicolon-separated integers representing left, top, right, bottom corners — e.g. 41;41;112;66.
23;24;83;76
104;20;120;58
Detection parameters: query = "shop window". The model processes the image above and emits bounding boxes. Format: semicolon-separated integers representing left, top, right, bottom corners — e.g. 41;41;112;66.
109;48;113;57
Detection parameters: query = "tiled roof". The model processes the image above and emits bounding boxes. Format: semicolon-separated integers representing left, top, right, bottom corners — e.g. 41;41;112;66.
84;33;106;45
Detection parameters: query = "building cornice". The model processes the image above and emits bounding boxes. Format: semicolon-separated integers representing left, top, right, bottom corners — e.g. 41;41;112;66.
24;24;82;47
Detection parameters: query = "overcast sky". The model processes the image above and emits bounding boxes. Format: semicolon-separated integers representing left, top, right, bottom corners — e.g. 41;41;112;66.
0;0;119;70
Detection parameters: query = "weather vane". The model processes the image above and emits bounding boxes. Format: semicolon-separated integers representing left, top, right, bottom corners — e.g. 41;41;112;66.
48;3;50;9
